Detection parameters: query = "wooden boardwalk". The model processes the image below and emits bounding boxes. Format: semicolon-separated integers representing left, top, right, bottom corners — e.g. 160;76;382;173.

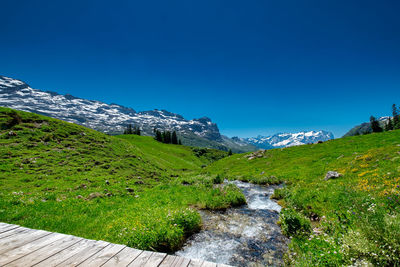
0;223;230;267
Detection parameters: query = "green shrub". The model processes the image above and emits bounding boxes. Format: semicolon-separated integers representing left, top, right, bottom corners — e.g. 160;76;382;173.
280;208;311;237
212;174;223;184
271;187;287;200
255;175;282;185
205;184;246;210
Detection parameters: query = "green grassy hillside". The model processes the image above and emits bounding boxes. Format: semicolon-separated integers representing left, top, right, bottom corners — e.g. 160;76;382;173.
206;130;400;265
116;134;228;171
0;107;244;252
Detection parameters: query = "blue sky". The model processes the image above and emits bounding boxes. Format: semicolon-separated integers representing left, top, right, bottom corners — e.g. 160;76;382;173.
1;0;399;138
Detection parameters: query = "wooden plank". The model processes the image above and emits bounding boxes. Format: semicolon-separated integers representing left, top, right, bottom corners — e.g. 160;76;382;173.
0;222;12;230
127;250;153;267
102;246;143;267
173;256;191;267
0;225;20;234
0;229;51;254
159;255;178;266
0;223;19;234
0;232;66;265
56;240;109;266
201;261;217;267
189;259;204;267
160;255;191;267
34;238;97;267
77;243;125;267
142;252;167;267
0;227;32;241
6;234;81;267
0;226;25;239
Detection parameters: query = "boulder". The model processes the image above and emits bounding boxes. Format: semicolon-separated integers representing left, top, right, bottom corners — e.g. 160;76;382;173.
8;131;17;137
126;187;134;193
87;192;103;200
324;171;342;181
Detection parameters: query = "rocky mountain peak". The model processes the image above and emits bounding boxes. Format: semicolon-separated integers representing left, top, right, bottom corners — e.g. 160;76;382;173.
0;76;30;91
0;75;228;147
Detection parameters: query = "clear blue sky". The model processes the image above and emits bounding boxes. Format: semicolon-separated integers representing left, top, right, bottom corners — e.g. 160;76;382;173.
1;0;399;138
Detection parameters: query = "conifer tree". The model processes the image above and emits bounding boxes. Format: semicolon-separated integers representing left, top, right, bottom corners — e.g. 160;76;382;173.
154;129;163;142
164;131;172;144
394;104;400;130
133;126;141;135
385;117;393;131
124;124;133;134
178;139;182;145
228;149;233;156
370;116;383;133
161;131;166;143
171;131;178;144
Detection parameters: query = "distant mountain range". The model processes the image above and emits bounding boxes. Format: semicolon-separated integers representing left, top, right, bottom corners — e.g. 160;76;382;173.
236;131;334;149
0;75;334;152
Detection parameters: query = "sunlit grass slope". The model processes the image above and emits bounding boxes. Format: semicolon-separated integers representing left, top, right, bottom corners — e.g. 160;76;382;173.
116;134;227;172
206;130;400;265
0;107;244;252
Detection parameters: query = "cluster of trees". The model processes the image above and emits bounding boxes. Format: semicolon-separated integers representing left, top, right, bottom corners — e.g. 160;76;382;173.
123;124;141;135
370;104;400;133
154;129;182;145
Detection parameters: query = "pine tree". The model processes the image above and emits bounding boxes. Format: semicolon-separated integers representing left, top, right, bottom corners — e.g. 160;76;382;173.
154;130;163;142
370;116;383;133
393;104;400;130
228;149;233;156
161;131;166;143
171;131;178;144
385;117;393;131
124;124;133;134
133;126;141;135
178;139;182;145
164;131;171;144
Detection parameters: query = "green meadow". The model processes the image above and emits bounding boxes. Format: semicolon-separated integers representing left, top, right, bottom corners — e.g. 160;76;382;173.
206;129;400;266
0;107;244;252
1;106;400;265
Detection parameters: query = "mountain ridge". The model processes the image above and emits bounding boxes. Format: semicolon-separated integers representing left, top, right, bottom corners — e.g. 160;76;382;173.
237;130;334;149
0;75;256;152
343;117;390;137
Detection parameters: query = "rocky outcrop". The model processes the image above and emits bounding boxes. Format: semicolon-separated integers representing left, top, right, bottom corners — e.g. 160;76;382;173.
324;171;342;181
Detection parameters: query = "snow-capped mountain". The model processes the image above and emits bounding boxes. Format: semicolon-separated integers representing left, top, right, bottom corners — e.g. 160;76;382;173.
240;130;334;149
0;75;220;138
0;75;256;152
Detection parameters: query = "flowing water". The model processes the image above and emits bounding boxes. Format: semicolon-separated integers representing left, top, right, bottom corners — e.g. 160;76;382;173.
175;181;289;266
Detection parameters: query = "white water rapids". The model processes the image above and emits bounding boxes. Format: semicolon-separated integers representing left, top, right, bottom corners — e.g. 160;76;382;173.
175;181;288;266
